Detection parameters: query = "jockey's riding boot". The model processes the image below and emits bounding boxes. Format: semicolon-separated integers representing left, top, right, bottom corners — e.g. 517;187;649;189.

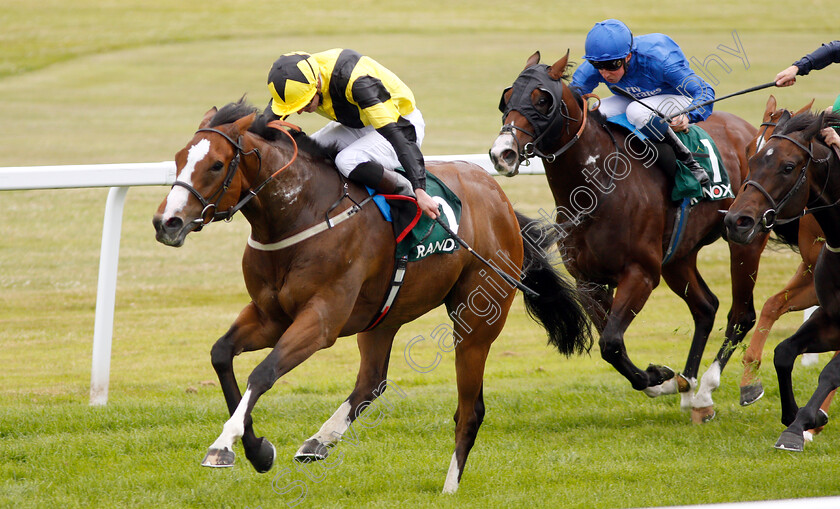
641;117;710;186
348;161;416;197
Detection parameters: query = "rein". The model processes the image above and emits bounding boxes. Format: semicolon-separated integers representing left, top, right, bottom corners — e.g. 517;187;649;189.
745;133;836;229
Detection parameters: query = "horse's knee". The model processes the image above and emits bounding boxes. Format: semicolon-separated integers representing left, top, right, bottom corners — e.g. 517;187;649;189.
210;334;236;372
774;341;798;372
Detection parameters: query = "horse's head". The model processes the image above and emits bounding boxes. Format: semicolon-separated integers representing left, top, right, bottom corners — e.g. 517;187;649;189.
726;111;832;244
746;95;815;159
153;107;256;247
489;50;572;176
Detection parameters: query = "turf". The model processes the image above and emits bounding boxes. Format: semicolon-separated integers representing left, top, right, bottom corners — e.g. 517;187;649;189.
2;2;840;508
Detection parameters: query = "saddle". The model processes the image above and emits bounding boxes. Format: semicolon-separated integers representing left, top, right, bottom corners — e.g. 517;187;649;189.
361;168;462;331
607;114;734;204
367;168;462;262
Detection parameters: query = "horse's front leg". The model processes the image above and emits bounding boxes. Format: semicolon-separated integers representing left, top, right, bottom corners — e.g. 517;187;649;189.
776;352;840;452
657;255;719;418
205;302;284;472
740;261;816;406
295;327;402;461
599;264;664;391
203;304;341;472
773;308;834;427
689;239;762;422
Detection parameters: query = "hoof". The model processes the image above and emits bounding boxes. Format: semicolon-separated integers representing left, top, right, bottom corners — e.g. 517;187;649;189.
246;437;276;473
202;447;236;468
691;406;716;424
739;383;765;406
294;438;330;463
774;430;804;452
645;364;676;387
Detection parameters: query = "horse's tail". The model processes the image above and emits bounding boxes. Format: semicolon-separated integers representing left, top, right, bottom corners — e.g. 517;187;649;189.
516;211;593;357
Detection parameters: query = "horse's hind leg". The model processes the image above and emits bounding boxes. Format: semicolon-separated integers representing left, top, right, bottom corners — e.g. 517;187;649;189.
740;261;816;406
692;240;763;422
440;267;513;494
444;332;492;494
295;328;402;461
205;302;282;471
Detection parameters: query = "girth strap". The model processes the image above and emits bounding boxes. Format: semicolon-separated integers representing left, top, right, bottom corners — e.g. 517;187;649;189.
361;255;409;332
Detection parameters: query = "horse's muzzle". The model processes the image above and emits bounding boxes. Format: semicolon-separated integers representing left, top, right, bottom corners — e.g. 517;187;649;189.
152;213;197;247
723;210;762;245
489;133;521;176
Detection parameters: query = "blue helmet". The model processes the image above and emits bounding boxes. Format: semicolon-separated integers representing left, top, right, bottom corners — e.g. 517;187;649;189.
583;19;634;61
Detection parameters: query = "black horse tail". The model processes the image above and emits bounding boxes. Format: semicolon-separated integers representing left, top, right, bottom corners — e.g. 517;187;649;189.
516;211;593;356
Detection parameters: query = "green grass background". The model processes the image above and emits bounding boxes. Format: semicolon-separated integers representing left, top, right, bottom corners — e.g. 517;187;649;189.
2;1;840;508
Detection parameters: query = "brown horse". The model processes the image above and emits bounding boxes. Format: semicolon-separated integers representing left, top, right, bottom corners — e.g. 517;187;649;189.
152;99;592;493
724;110;840;451
489;51;765;423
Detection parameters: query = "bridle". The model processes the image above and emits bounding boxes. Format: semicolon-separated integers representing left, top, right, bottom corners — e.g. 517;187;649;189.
498;66;589;165
171;120;298;228
744;132;834;230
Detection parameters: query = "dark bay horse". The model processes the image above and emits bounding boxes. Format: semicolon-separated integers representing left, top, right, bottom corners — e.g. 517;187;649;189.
489;51;765;423
738;96;825;403
724;110;840;451
152;100;592;493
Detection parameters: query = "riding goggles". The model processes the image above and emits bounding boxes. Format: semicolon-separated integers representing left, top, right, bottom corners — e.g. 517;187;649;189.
589;58;624;71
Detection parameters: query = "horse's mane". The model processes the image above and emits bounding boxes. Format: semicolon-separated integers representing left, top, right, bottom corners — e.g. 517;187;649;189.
208;97;338;160
565;80;608;126
778;110;840;142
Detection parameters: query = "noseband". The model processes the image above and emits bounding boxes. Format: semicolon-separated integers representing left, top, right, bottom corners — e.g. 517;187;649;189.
171;127;263;228
744;132;832;229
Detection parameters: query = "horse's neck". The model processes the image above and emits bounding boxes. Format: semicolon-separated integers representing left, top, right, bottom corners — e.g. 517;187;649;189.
545;112;627;205
240;138;345;243
810;155;840;247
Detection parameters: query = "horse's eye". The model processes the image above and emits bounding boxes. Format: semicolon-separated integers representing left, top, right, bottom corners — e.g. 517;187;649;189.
782;163;795;174
210;161;224;172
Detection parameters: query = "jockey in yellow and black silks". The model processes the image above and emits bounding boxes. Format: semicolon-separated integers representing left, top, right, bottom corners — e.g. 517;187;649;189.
267;49;439;219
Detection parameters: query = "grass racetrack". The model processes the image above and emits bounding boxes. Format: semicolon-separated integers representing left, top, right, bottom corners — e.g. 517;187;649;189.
2;2;840;507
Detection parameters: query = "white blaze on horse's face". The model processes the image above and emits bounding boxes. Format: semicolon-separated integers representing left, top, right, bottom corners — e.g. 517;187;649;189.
163;138;211;219
489;131;520;176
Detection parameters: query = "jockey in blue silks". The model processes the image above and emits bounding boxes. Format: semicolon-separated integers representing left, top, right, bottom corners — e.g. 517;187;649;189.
571;19;715;185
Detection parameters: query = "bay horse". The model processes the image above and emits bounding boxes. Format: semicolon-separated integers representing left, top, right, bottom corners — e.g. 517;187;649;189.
724;110;840;451
489;51;765;423
152;99;592;493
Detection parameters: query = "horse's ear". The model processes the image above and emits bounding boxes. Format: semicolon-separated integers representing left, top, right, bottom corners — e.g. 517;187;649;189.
548;49;570;80
762;95;777;122
525;51;541;69
232;112;257;135
794;98;816;116
199;107;217;129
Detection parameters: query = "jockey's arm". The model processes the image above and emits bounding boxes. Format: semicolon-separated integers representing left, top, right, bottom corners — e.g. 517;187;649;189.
353;77;438;218
665;62;715;124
